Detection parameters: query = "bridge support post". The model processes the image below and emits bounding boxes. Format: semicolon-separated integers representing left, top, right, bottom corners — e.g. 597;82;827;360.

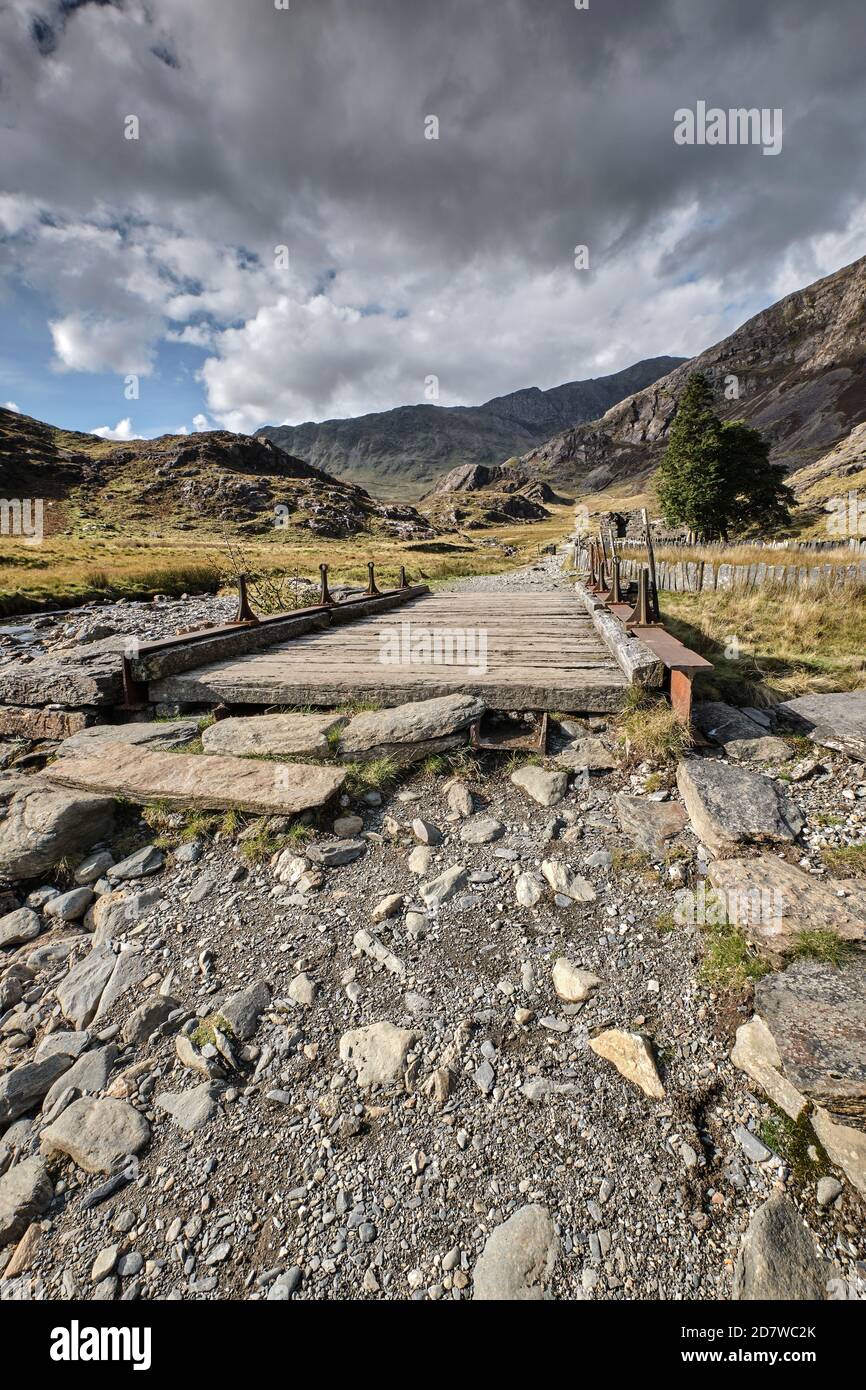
670;667;695;724
319;563;336;606
233;574;259;626
365;562;380;597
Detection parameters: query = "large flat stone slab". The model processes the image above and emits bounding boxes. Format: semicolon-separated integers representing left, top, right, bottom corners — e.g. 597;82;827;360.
58;719;201;755
708;854;866;959
45;745;346;815
336;693;485;763
0;773;116;881
676;758;803;856
201;712;345;759
693;701;770;745
778;690;866;762
753;958;866;1129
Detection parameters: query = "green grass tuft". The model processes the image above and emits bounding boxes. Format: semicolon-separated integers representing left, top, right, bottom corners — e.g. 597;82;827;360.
698;920;772;992
791;929;856;968
758;1106;829;1187
821;844;866;878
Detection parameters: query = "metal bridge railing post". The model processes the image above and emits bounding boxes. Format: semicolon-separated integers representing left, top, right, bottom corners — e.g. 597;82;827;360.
319;563;336;607
234;573;259;625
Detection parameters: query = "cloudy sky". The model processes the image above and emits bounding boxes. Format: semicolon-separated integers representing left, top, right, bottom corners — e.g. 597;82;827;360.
1;0;865;441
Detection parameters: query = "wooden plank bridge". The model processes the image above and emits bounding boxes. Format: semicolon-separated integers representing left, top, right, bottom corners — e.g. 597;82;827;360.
147;589;631;713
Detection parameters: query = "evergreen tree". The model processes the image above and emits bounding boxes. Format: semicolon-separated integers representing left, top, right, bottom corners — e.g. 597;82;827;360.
656;371;792;540
656;372;727;539
717;421;794;536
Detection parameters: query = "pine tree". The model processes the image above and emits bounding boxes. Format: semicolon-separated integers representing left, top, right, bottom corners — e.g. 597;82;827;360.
717;421;794;536
656;372;792;540
656;372;727;539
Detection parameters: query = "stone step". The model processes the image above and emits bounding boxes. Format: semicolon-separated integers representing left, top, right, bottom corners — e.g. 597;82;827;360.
45;745;346;815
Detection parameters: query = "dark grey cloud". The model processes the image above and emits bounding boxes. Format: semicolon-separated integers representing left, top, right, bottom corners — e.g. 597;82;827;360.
1;0;864;427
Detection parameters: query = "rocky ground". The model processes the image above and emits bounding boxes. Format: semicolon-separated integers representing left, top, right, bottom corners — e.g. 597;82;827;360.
0;562;864;1303
0;592;239;667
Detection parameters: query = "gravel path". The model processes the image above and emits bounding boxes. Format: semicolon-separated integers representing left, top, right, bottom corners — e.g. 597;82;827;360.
1;718;863;1302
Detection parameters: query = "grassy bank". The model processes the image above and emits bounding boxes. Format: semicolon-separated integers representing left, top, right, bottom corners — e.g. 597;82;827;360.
662;583;866;704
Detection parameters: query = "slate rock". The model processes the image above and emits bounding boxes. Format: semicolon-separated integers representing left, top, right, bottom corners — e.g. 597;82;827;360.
48;746;347;817
555;736;618;771
515;873;544;908
589;1029;664;1099
41;1096;150;1173
552;959;601;1003
541;859;596;902
59;720;201;755
156;1083;222;1132
56;943;117;1027
733;1194;826;1300
74;849;115;885
87;886;162;941
221;980;271;1040
0;1156;53;1247
0;773;115;881
122;995;181;1046
306;838;367;868
473;1204;558;1300
42;1043;118;1112
459;816;504;845
0;1053;74;1123
336;694;485;763
339;1021;415;1088
724;736;794;765
201;711;344;759
676;758;803;856
107;846;165;881
420;864;468;908
753;957;866;1127
778;690;866;762
692;701;771;746
510;766;569;807
44;886;94;923
0;907;42;949
614;794;688;859
708;854;866;959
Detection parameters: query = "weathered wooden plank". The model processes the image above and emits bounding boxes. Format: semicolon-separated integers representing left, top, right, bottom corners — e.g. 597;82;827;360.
147;586;630;713
131;585;429;681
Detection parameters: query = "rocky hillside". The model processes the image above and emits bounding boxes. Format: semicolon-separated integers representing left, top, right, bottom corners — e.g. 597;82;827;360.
0;410;434;541
519;255;866;501
258;357;685;498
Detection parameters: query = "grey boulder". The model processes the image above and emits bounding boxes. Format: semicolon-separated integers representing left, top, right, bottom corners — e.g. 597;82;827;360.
0;773;115;881
473;1204;558;1300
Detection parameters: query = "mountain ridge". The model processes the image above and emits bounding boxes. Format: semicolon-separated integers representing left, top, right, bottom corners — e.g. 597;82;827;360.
516;254;866;504
258;356;685;498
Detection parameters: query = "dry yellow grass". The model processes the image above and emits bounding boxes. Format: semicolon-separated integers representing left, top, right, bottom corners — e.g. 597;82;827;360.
662;583;866;703
0;507;574;615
